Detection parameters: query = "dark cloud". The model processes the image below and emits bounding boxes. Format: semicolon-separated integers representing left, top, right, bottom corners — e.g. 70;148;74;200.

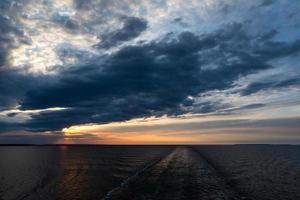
0;121;23;133
173;17;188;27
258;30;278;41
238;103;266;110
51;13;79;31
14;22;300;132
0;68;55;110
97;17;148;49
241;78;300;96
0;2;35;110
256;40;300;60
0;70;29;110
260;0;275;7
73;0;93;10
6;112;18;117
0;0;299;145
170;117;300;132
55;43;93;64
0;2;299;135
188;101;229;114
219;103;267;115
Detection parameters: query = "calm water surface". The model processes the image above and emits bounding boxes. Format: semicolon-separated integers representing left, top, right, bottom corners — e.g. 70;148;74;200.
0;146;172;200
1;145;300;200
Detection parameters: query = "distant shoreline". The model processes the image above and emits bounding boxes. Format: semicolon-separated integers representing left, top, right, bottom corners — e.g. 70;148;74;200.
0;144;299;146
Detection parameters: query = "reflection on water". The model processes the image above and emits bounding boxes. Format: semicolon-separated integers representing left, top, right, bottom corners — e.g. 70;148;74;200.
0;146;61;200
0;146;171;200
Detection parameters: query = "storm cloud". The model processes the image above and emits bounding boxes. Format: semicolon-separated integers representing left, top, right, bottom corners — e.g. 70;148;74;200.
241;78;300;96
0;0;299;143
97;17;148;49
18;24;300;131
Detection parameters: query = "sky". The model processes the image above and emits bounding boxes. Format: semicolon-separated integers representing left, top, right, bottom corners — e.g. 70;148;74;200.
0;0;300;144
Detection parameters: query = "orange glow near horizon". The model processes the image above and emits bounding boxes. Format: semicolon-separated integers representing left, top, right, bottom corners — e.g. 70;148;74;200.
61;115;221;144
58;113;300;144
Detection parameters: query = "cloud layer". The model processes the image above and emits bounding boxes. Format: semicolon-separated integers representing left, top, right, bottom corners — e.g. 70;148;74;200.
0;0;299;143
